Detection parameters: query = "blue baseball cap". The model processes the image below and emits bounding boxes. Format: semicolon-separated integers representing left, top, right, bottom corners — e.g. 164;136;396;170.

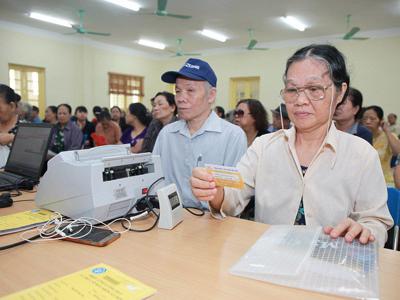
161;58;217;87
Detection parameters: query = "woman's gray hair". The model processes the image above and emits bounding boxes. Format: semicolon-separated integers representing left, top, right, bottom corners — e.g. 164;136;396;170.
283;44;350;103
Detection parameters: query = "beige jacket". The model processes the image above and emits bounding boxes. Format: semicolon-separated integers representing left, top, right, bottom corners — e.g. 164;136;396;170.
214;124;393;247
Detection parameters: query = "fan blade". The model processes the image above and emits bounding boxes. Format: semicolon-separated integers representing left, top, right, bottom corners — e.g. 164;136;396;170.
63;32;77;35
252;48;269;51
158;0;167;11
182;53;201;56
86;31;111;36
164;12;192;19
247;39;257;50
343;27;360;40
351;37;369;40
72;24;86;34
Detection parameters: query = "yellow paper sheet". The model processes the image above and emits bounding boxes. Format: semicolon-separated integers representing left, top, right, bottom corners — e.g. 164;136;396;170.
2;263;156;300
0;209;54;234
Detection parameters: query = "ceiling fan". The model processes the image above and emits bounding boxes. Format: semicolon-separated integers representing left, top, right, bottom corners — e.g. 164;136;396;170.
342;14;368;40
246;29;268;50
168;38;201;57
67;9;111;36
140;0;192;19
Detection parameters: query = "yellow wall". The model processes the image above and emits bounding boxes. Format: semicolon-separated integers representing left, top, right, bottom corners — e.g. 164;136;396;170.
0;27;164;112
1;24;400;118
162;37;400;118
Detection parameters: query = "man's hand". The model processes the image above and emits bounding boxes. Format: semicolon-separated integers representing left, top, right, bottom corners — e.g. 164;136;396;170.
323;218;375;244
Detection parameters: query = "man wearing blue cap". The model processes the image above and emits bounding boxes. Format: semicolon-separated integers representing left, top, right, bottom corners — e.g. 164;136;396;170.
153;58;247;209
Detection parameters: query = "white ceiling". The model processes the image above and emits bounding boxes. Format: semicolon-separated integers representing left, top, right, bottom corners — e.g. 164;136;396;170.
1;0;400;57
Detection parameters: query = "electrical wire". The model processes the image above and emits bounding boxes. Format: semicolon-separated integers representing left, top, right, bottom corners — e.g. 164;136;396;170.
19;213;132;244
184;207;205;216
121;177;164;232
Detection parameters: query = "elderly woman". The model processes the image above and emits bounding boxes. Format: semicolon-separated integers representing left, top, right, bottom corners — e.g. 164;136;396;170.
191;44;393;247
0;84;20;167
141;91;177;153
234;99;268;146
362;105;400;186
50;104;82;154
44;105;57;124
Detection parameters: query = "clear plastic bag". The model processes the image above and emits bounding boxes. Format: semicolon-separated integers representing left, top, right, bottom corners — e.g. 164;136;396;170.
230;226;379;299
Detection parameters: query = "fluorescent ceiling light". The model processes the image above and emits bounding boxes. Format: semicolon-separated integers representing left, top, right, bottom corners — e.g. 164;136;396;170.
200;29;227;42
137;39;166;50
280;16;307;31
29;12;72;28
103;0;140;11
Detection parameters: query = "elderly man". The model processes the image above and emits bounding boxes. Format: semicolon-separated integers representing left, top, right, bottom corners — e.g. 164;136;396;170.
153;58;247;208
333;87;372;144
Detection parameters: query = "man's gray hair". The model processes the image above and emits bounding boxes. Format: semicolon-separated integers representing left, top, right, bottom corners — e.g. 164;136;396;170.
204;81;214;97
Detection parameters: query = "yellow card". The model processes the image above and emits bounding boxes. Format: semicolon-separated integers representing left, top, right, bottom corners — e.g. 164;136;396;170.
1;263;156;300
205;164;244;189
0;209;54;235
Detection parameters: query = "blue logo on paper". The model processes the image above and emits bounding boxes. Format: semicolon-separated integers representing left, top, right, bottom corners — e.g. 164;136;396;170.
92;267;107;275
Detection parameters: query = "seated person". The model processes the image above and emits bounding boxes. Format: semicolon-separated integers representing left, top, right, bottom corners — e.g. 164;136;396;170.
0;84;20;167
74;106;95;149
31;106;42;123
191;44;393;247
91;106;102;126
214;106;225;119
50;104;83;154
95;111;121;145
333;87;372;144
121;103;151;153
141;91;178;153
44;105;57;124
153;58;247;209
234;99;269;146
362;106;400;186
269;103;291;132
111;105;128;132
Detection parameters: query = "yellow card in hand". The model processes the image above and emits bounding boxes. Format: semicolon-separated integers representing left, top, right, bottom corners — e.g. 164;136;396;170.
205;164;244;189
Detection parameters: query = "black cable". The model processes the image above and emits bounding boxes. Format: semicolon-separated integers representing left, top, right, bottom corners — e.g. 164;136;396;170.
10;190;22;197
121;197;160;232
146;177;165;196
185;206;205;216
0;233;41;251
120;177;164;232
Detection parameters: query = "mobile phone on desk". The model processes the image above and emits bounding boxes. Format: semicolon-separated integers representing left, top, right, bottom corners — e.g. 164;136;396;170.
59;224;121;247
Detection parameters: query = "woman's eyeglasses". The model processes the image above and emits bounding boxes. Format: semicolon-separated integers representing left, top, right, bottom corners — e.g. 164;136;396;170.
280;83;332;103
234;109;251;117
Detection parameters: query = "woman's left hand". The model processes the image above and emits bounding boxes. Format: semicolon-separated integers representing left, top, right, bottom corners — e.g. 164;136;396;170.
323;218;375;244
0;133;14;145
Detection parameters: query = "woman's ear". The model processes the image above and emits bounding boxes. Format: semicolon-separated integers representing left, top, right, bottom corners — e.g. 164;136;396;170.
10;101;17;111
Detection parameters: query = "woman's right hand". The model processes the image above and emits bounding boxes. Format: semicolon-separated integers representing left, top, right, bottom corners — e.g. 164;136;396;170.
190;167;218;202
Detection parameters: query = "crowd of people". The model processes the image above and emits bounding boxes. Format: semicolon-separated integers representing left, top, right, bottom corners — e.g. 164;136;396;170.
0;43;398;247
0;89;180;159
